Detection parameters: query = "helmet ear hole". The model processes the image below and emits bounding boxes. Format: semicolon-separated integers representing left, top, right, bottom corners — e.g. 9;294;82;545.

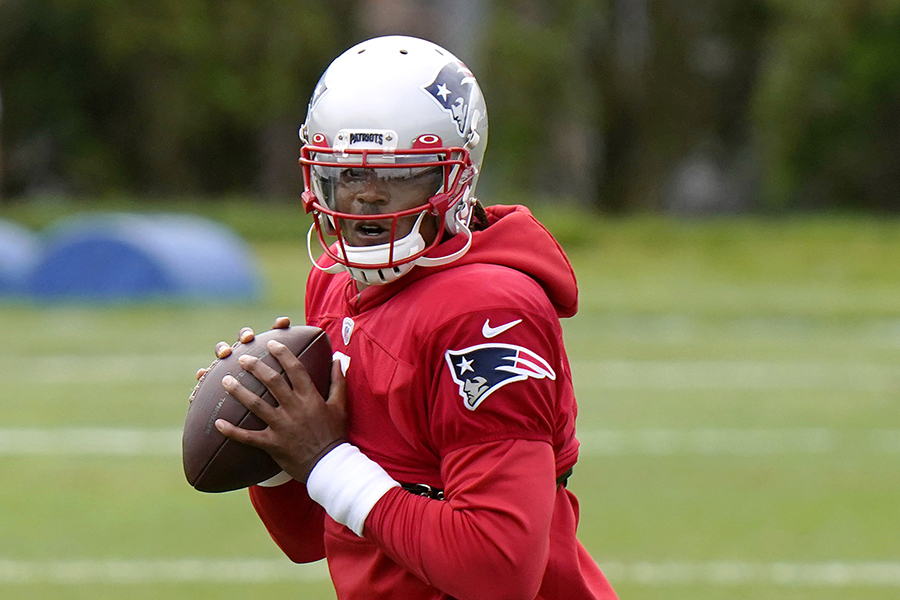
445;186;475;234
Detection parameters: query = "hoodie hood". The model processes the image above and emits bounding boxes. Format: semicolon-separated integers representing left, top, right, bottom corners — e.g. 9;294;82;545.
336;205;578;318
454;205;578;317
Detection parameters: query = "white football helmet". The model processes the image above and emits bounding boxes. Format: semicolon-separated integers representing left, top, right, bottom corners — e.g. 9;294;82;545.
300;35;488;285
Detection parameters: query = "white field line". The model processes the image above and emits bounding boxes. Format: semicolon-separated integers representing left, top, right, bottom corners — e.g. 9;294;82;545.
570;359;900;392
0;558;328;584
1;427;899;457
3;354;898;390
577;428;837;455
2;354;209;384
598;560;900;587
567;315;900;348
0;428;181;456
0;558;899;587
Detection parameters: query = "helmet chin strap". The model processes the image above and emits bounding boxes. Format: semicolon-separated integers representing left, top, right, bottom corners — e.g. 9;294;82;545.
414;222;472;267
306;210;473;284
307;224;344;275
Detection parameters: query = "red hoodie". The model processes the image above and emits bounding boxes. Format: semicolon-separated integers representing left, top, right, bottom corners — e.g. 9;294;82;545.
249;205;617;600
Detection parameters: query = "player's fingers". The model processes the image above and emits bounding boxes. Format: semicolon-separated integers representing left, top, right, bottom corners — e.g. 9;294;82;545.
238;327;255;344
266;340;318;398
222;374;277;421
272;316;291;329
215;418;267;449
215;342;233;359
196;368;209;381
238;353;295;402
327;359;348;413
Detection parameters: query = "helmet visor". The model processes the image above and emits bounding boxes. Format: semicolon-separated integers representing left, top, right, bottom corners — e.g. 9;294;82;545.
300;144;474;269
311;164;444;210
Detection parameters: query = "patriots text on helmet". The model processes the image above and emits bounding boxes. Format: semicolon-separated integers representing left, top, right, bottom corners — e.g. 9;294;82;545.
349;132;385;145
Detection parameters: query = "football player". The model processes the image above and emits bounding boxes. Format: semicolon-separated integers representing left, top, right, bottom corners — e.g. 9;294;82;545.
210;35;618;599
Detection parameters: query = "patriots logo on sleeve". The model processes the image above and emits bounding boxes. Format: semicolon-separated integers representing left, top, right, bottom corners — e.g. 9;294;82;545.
424;62;477;136
445;343;556;411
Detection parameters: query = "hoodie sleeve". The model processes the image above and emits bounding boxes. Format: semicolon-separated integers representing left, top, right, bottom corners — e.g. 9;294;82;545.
248;479;327;563
425;296;578;470
364;437;557;600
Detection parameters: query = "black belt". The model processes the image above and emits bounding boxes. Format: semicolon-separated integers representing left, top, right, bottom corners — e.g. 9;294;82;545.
401;467;574;500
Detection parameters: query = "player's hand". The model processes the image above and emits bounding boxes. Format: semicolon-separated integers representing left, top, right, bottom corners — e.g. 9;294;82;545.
195;317;292;381
214;339;347;483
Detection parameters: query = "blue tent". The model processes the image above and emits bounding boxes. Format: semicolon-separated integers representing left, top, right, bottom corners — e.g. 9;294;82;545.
0;219;40;295
26;213;261;302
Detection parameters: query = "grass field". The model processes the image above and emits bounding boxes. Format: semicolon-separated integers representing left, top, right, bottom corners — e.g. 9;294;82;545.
1;201;898;599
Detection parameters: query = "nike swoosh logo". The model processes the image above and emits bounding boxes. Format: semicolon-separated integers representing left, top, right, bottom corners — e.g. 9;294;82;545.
482;318;522;338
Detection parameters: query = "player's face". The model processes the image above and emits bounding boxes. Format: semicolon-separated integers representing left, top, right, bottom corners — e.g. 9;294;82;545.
331;167;442;247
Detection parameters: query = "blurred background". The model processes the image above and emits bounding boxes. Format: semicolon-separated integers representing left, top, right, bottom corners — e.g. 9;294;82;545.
1;1;899;599
2;0;899;213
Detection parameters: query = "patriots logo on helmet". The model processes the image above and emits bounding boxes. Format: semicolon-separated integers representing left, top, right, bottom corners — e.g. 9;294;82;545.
445;343;556;411
425;62;477;136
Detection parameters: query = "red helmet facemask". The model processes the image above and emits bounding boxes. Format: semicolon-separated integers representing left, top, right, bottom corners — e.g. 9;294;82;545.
300;140;475;279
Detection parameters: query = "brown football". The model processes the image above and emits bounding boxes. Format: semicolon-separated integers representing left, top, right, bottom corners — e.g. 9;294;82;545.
183;326;332;492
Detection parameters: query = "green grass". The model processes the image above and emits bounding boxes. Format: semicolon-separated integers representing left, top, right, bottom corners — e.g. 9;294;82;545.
1;200;899;599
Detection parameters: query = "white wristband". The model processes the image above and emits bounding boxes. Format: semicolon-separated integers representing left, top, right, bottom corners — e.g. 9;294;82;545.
306;442;400;537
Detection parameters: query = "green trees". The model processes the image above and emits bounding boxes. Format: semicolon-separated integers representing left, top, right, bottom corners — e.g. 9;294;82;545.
1;0;899;211
753;0;900;211
0;0;351;197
